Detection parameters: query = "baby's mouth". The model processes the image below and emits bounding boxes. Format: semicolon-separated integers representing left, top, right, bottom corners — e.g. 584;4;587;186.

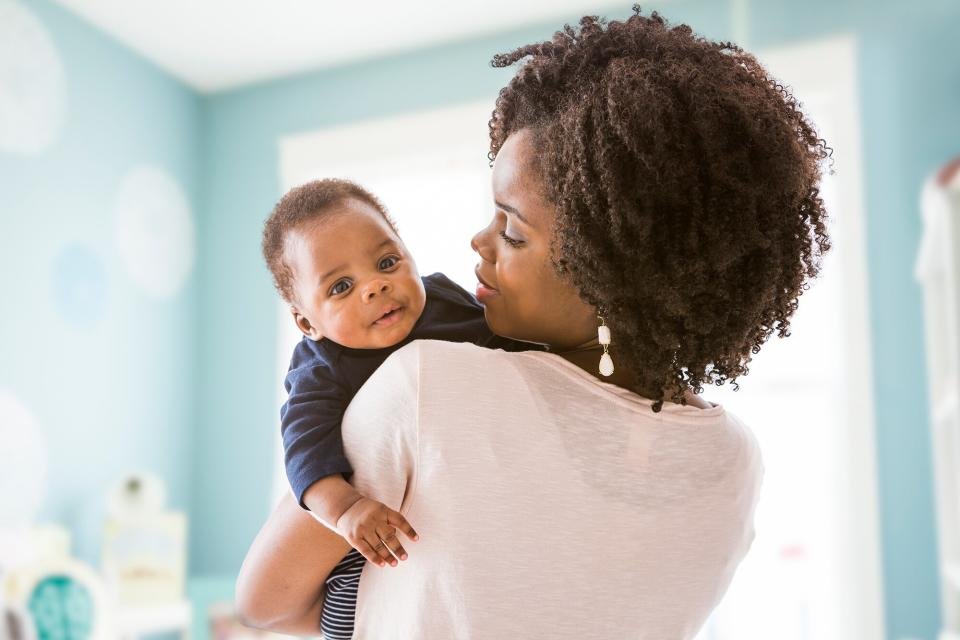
373;305;403;325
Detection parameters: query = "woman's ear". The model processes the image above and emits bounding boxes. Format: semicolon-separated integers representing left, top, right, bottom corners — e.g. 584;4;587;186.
291;307;322;341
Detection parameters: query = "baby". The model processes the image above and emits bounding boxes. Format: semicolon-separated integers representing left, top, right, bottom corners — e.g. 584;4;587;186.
261;178;543;639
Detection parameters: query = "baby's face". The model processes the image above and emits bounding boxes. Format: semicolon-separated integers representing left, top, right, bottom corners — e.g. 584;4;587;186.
286;198;426;349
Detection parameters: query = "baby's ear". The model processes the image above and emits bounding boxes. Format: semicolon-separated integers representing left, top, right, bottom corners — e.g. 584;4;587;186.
291;307;322;342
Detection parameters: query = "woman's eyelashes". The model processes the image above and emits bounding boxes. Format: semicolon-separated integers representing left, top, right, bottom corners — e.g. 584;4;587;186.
327;255;401;296
498;229;524;247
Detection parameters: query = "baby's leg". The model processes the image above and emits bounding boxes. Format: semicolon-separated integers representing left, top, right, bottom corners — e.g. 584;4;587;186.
320;548;366;639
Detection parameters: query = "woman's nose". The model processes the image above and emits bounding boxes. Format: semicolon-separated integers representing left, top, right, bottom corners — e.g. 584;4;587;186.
471;227;494;262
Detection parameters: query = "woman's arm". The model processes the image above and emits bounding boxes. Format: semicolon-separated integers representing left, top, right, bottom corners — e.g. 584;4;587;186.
235;491;352;634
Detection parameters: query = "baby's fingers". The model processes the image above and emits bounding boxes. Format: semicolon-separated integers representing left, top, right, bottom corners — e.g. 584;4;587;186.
371;534;399;566
376;528;407;562
386;510;419;542
356;537;393;567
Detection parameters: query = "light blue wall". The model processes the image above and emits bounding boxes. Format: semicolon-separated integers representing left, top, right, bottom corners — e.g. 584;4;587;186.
193;2;958;638
0;0;200;565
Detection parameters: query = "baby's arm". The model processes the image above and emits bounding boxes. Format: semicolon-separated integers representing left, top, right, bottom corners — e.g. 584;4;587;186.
281;361;358;509
281;359;417;567
303;475;418;567
301;472;363;525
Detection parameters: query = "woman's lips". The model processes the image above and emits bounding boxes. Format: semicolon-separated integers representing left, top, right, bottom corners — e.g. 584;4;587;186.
475;269;499;303
475;282;499;303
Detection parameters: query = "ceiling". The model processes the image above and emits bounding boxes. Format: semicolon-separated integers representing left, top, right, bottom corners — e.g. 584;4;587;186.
54;0;625;93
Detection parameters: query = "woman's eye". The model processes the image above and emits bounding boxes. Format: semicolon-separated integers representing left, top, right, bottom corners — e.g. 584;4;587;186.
330;280;351;296
499;230;524;247
379;255;399;270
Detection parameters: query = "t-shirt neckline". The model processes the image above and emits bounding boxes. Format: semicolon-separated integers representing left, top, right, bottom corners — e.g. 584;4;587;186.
521;349;726;421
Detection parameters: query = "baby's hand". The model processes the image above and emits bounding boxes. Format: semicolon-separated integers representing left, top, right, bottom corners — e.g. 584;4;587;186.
335;497;419;567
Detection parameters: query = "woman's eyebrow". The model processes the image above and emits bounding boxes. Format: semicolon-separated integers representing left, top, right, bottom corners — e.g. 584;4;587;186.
495;200;533;227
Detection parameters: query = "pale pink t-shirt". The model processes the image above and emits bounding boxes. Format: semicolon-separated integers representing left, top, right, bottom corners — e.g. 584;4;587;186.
341;339;764;639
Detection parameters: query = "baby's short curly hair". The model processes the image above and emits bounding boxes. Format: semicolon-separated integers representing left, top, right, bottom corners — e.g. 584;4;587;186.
262;178;398;304
489;6;833;411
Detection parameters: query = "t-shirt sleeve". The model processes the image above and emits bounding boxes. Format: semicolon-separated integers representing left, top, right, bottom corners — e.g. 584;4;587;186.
340;342;420;516
280;360;355;509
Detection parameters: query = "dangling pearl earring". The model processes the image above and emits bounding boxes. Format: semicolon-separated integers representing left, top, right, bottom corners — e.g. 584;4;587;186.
598;315;614;376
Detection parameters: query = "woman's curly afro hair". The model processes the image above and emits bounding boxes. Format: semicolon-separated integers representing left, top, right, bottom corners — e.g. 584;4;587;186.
489;5;832;412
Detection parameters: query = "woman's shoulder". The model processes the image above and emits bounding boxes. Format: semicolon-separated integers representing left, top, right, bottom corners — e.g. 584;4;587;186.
382;341;749;434
389;337;510;357
370;339;498;377
374;340;521;391
394;338;518;365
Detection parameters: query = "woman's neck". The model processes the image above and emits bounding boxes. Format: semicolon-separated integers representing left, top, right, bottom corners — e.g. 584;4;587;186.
551;341;711;409
551;340;638;390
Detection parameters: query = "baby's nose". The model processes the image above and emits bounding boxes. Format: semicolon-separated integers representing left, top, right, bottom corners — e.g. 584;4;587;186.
365;280;391;299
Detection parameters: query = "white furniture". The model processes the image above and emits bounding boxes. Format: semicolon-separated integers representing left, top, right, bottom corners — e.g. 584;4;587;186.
115;600;192;639
915;157;960;640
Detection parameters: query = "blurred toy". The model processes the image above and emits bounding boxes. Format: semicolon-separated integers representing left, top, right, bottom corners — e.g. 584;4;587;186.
3;556;113;640
106;473;166;520
101;473;187;606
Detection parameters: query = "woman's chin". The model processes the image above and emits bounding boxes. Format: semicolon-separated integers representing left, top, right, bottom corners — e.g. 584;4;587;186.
483;307;527;344
482;306;504;335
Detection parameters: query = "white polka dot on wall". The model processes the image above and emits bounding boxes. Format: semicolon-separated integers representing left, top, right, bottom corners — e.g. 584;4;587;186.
114;166;195;298
0;391;47;528
0;0;66;156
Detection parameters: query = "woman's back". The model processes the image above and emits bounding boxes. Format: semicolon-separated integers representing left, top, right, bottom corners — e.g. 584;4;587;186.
342;339;764;639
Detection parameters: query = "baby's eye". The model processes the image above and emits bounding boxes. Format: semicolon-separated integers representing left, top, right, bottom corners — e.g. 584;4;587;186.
379;255;399;270
330;280;351;296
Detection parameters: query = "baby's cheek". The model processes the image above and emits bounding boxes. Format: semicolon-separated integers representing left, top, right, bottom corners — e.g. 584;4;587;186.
345;326;374;349
325;310;364;348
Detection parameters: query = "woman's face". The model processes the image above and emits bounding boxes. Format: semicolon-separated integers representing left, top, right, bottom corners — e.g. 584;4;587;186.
471;129;598;350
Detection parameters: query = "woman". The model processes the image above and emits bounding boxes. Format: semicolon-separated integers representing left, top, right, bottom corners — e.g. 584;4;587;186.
236;8;830;638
